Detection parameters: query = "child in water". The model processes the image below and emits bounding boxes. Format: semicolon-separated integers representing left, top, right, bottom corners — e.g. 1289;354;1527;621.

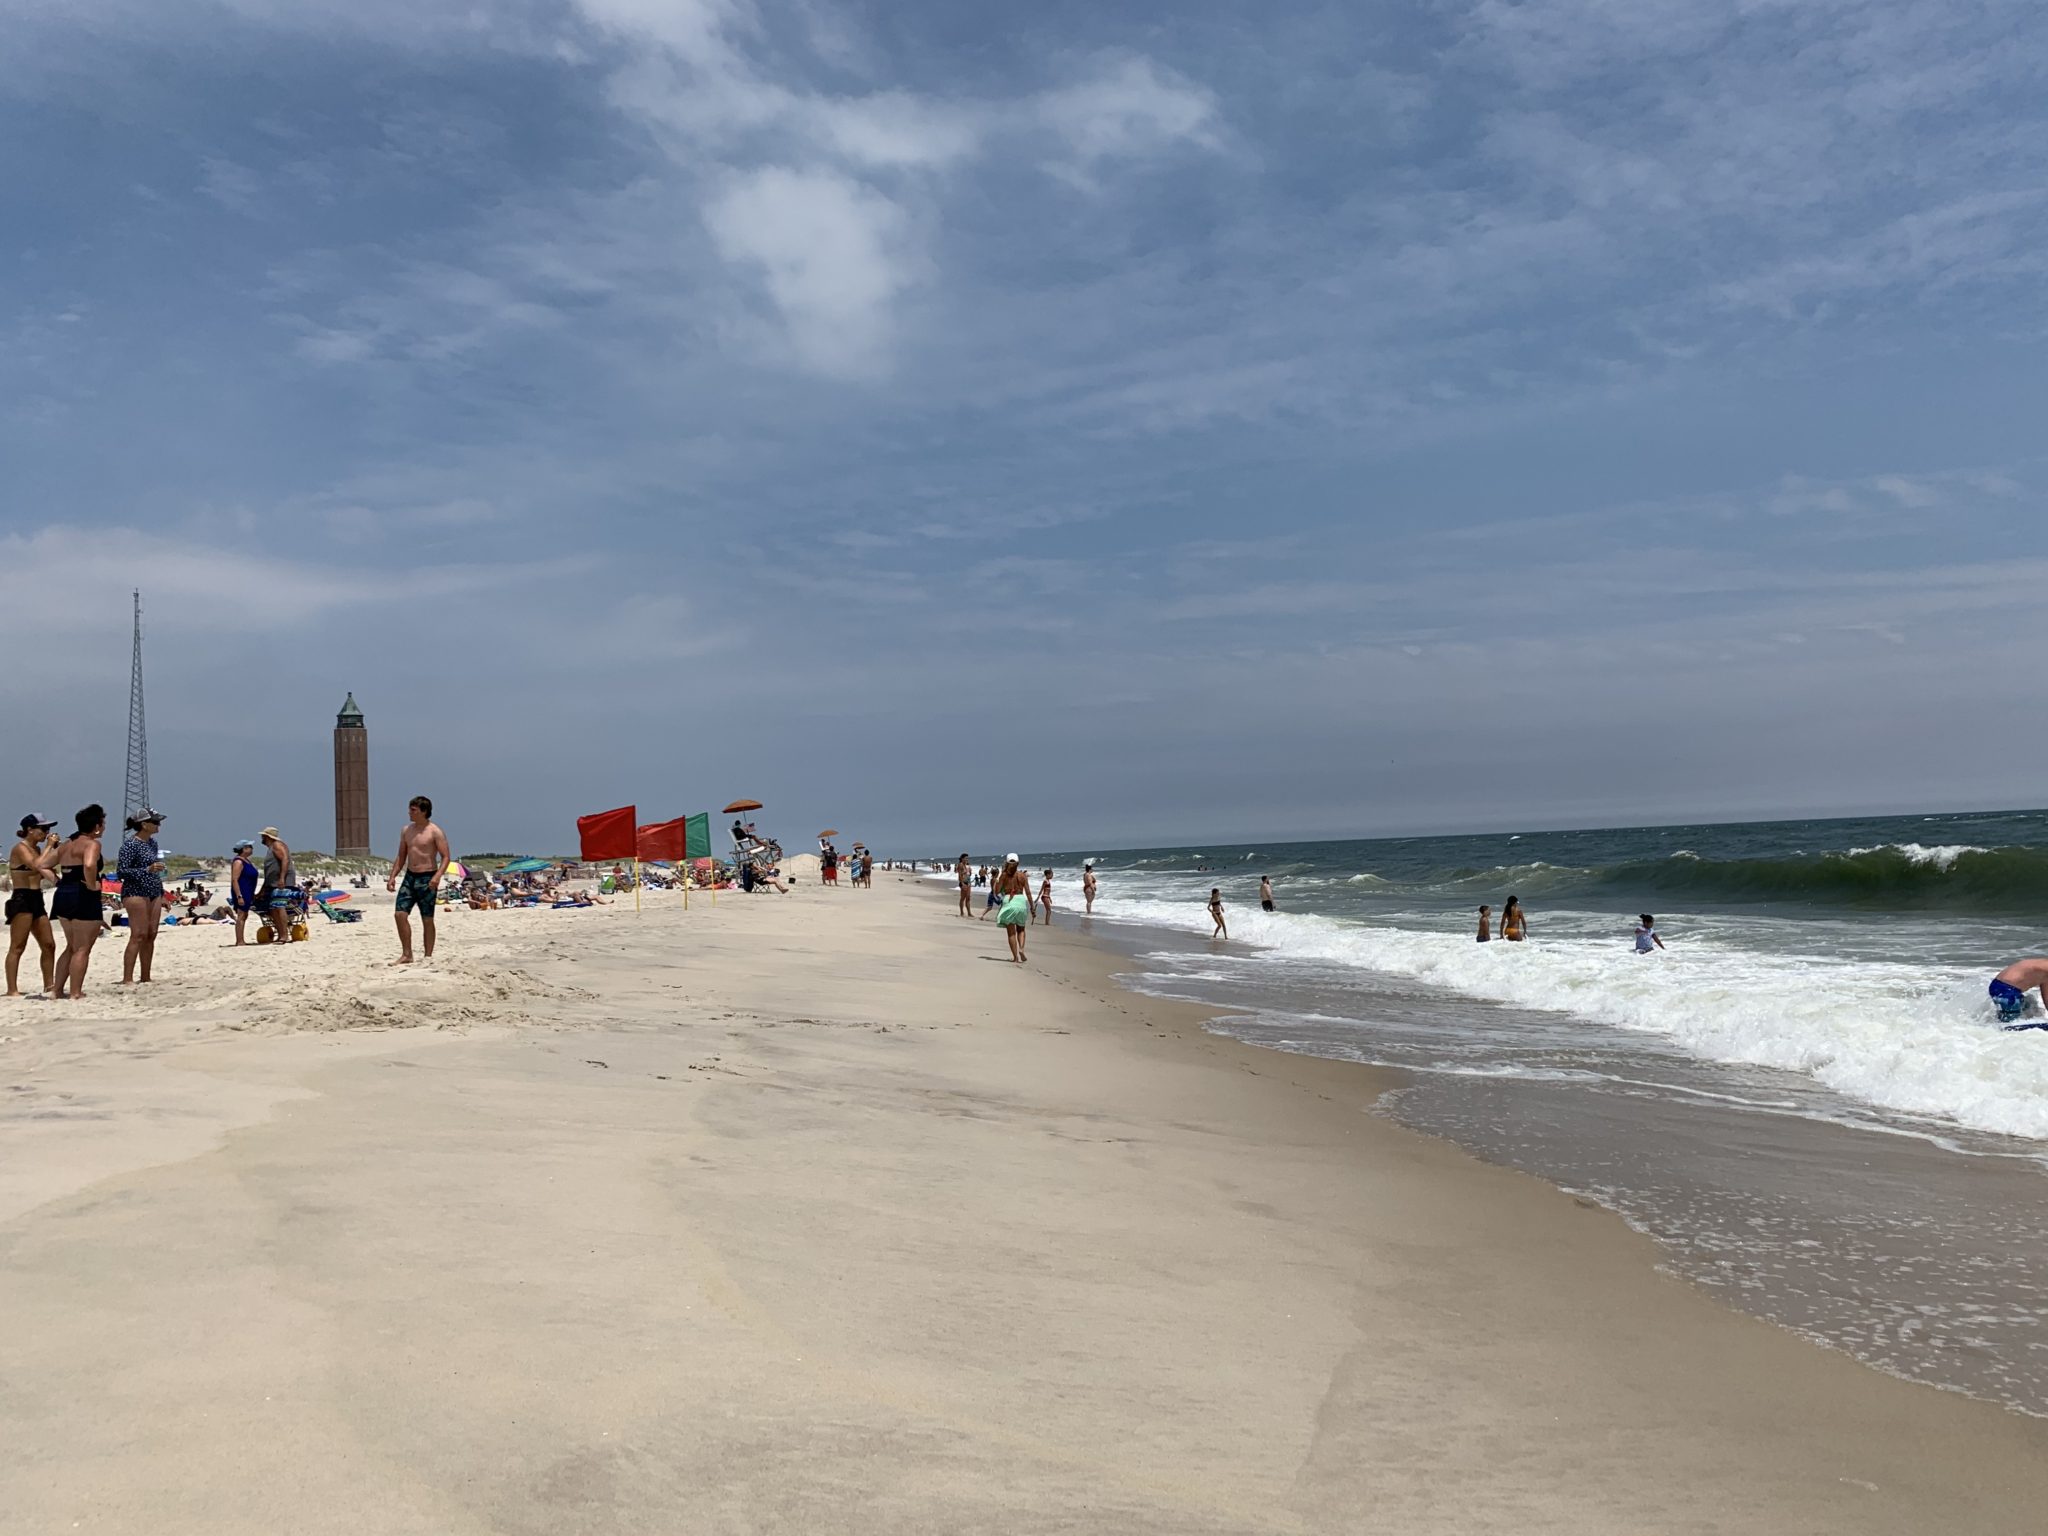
1476;904;1492;942
1208;888;1227;939
1634;914;1666;953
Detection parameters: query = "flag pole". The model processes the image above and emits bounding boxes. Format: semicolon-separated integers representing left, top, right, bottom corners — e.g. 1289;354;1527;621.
634;856;641;915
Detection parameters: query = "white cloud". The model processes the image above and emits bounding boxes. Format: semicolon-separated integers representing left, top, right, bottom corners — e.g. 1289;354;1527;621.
1035;55;1219;170
705;166;919;376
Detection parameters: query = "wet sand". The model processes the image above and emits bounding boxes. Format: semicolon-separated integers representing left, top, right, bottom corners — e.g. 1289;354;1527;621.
3;876;2047;1532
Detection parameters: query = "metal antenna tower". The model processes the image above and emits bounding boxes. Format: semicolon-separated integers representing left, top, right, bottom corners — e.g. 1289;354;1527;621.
123;589;150;828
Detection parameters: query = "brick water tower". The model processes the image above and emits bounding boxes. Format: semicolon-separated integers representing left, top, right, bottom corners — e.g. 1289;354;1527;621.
333;692;371;857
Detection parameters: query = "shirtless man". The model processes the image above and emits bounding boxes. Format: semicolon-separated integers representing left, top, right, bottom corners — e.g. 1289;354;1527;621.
1082;860;1097;915
386;794;451;965
1991;958;2048;1026
956;854;972;917
6;814;57;996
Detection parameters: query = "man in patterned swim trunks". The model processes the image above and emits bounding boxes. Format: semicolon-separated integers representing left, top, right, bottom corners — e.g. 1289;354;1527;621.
386;794;450;966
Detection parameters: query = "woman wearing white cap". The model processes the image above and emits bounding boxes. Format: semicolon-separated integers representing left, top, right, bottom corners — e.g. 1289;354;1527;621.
994;854;1033;962
228;840;259;946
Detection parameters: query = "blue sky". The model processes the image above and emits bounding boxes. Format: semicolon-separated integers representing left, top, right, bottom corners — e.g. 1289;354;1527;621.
2;0;2044;856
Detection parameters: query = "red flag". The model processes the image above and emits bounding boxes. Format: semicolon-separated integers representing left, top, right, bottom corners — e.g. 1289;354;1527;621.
636;818;687;861
577;805;637;861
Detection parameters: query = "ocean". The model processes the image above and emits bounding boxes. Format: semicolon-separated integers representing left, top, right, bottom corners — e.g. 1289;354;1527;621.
942;809;2048;1414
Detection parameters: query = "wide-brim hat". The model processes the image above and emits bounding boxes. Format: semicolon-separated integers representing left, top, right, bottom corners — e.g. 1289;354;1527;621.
260;827;281;840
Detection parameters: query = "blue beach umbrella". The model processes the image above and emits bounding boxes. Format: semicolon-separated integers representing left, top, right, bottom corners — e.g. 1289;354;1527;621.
501;857;552;873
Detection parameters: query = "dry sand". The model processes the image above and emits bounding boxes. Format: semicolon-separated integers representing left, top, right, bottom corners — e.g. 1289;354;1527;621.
4;875;2047;1533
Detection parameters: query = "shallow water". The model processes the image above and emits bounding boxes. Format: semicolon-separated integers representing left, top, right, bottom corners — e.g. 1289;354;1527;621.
931;810;2048;1414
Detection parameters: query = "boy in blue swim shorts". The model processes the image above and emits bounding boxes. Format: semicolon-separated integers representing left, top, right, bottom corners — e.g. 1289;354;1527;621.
1991;958;2048;1026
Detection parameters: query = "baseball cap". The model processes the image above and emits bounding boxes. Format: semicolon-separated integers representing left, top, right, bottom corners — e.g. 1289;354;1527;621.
17;814;54;834
1004;852;1019;864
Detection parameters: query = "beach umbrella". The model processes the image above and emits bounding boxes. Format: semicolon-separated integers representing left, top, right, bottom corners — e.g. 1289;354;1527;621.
501;857;551;874
819;828;839;838
722;798;763;814
319;889;349;902
444;861;469;882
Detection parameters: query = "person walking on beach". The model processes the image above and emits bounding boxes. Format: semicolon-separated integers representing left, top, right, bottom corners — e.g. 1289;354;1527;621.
1476;904;1492;942
1634;915;1666;953
1082;860;1097;915
956;854;972;917
6;814;57;996
47;805;106;999
994;855;1033;961
1036;869;1053;925
387;795;451;966
1501;895;1527;942
1260;874;1274;913
117;809;167;985
228;840;259;945
257;828;298;945
1208;887;1228;939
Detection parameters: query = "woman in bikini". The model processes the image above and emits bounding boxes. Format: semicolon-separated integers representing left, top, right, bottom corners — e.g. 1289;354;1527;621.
6;814;58;996
47;805;107;999
1500;895;1527;943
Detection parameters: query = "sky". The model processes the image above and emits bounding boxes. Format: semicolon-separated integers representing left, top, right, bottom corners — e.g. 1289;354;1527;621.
3;0;2045;858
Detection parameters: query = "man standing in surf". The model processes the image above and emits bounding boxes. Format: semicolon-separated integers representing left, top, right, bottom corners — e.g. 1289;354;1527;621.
387;795;450;966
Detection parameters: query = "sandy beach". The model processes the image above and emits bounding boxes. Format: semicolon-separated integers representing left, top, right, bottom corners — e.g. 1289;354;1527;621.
6;876;2048;1534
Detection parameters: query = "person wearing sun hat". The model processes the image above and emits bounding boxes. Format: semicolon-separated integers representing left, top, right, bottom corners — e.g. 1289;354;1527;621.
256;827;298;944
117;808;168;985
5;813;59;995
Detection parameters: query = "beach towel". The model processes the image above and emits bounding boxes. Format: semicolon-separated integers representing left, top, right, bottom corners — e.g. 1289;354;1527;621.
997;894;1031;927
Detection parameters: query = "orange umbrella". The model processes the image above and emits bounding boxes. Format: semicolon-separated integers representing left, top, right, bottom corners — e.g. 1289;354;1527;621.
819;828;839;838
723;798;763;814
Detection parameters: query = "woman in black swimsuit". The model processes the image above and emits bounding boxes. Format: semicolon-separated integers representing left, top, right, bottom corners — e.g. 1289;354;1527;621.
7;814;57;996
49;804;107;999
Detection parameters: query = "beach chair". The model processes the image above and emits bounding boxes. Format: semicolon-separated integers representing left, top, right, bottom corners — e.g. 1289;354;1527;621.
314;895;361;924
